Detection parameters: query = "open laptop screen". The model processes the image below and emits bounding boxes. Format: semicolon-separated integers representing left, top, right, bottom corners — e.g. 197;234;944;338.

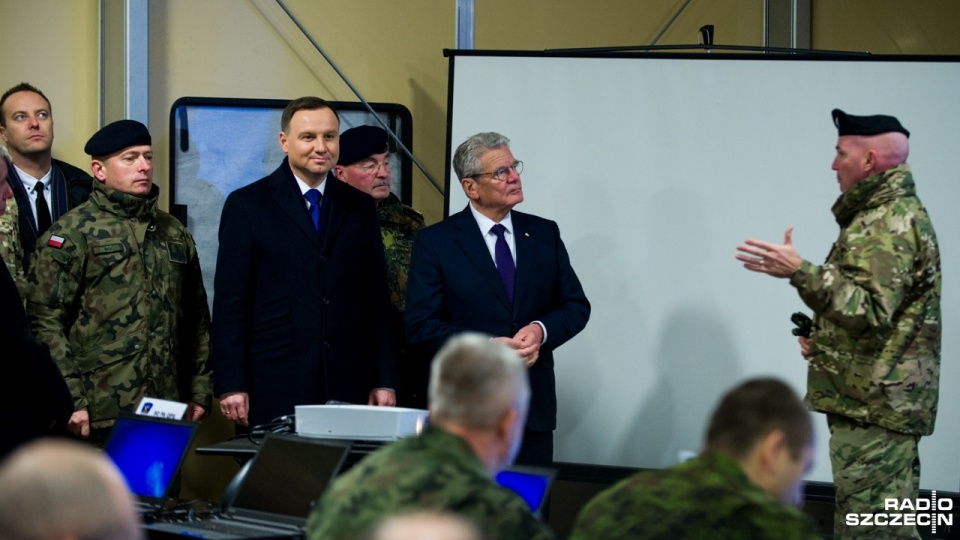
229;434;351;521
495;465;556;516
104;413;198;506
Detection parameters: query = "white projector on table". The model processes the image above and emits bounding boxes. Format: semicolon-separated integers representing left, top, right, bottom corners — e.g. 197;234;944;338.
295;404;428;441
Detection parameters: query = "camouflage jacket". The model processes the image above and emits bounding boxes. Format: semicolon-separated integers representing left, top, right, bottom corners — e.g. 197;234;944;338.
569;452;819;540
26;182;213;429
0;196;26;299
790;164;941;436
377;192;424;314
306;425;553;540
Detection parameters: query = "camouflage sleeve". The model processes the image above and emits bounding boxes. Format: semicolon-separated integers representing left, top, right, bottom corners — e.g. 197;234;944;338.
180;232;213;407
26;230;87;410
741;506;822;540
458;494;555;540
789;210;918;333
0;199;26;293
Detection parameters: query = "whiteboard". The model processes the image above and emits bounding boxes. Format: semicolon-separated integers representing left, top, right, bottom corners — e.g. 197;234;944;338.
446;52;960;491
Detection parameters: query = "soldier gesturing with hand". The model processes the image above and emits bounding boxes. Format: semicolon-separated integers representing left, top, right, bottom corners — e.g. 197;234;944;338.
736;109;940;540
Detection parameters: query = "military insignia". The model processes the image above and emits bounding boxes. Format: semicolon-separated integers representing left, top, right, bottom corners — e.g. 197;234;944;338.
92;243;124;255
48;235;67;249
167;242;188;263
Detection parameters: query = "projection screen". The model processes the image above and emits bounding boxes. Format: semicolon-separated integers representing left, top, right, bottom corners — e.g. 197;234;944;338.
446;50;960;491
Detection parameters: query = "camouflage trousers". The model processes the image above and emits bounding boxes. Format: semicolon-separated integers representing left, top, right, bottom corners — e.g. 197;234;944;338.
828;414;921;540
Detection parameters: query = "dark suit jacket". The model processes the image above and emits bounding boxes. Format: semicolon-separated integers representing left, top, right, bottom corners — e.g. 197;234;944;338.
212;159;397;426
405;206;590;431
0;256;72;460
4;157;92;270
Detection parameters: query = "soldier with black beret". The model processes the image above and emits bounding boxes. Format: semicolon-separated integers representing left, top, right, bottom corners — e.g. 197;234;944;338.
334;125;427;408
737;110;940;539
26;119;213;446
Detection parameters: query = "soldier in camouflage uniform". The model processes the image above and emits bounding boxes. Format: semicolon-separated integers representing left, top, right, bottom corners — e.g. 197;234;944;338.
334;125;427;408
306;333;553;540
570;378;818;540
26;120;212;446
737;110;939;539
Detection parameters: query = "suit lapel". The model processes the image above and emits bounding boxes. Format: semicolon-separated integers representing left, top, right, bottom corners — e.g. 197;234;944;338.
452;207;513;311
269;162;322;249
512;211;535;312
320;174;346;253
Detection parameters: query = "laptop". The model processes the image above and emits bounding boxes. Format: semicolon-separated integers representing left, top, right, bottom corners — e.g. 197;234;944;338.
495;465;557;519
104;412;200;515
147;433;351;539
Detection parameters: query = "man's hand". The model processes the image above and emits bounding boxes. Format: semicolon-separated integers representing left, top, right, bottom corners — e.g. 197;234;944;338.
495;332;541;368
513;323;543;367
798;336;812;360
736;227;803;278
68;408;90;438
186;402;209;421
219;392;250;426
368;389;397;406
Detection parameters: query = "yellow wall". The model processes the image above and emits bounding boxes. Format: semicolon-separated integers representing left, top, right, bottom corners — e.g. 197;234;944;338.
0;0;99;173
476;0;763;49
813;1;960;54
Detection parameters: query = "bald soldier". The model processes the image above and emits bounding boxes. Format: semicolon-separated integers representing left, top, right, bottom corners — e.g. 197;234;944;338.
27;120;212;446
737;110;940;539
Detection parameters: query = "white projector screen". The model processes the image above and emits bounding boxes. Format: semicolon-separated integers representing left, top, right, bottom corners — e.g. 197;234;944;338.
446;51;960;491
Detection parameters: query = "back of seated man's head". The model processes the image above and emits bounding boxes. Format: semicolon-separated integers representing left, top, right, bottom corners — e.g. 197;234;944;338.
703;377;814;506
0;439;143;540
428;333;530;473
365;510;485;540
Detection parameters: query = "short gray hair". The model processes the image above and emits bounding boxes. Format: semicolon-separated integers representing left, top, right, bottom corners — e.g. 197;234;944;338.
452;132;510;181
0;439;143;540
429;333;529;430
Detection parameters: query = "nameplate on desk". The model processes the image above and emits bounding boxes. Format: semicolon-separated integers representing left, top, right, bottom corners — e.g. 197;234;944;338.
295;404;428;441
136;397;188;420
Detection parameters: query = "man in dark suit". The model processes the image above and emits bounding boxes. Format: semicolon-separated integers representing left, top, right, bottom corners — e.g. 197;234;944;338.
212;97;397;428
405;132;590;466
0;82;92;275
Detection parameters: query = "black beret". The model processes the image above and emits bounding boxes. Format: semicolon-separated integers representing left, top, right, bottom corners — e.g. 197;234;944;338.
832;109;909;138
84;119;152;156
338;125;389;166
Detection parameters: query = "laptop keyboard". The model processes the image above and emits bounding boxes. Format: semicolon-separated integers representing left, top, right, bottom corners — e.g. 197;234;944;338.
168;518;298;537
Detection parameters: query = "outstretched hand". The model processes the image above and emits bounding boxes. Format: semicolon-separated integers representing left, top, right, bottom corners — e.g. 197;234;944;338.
735;227;803;278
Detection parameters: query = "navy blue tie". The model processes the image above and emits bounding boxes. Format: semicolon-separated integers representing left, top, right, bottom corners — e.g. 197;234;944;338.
491;224;515;302
305;189;322;232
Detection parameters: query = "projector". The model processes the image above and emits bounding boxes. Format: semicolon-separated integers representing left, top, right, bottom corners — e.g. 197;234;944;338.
295;404;428;441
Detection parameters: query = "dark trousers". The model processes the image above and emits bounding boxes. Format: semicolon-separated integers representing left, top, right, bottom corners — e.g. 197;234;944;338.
516;427;553;467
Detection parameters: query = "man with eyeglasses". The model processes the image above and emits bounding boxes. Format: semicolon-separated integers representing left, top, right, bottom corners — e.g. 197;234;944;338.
335;125;426;408
406;131;590;466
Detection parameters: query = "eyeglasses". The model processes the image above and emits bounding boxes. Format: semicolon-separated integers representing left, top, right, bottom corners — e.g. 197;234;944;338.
471;161;523;182
354;159;391;175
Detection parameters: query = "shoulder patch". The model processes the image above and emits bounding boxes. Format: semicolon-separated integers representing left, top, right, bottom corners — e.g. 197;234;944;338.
47;235;66;249
167;241;188;264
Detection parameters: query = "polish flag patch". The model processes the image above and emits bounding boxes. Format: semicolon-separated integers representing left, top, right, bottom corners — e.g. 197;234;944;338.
47;235;66;249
